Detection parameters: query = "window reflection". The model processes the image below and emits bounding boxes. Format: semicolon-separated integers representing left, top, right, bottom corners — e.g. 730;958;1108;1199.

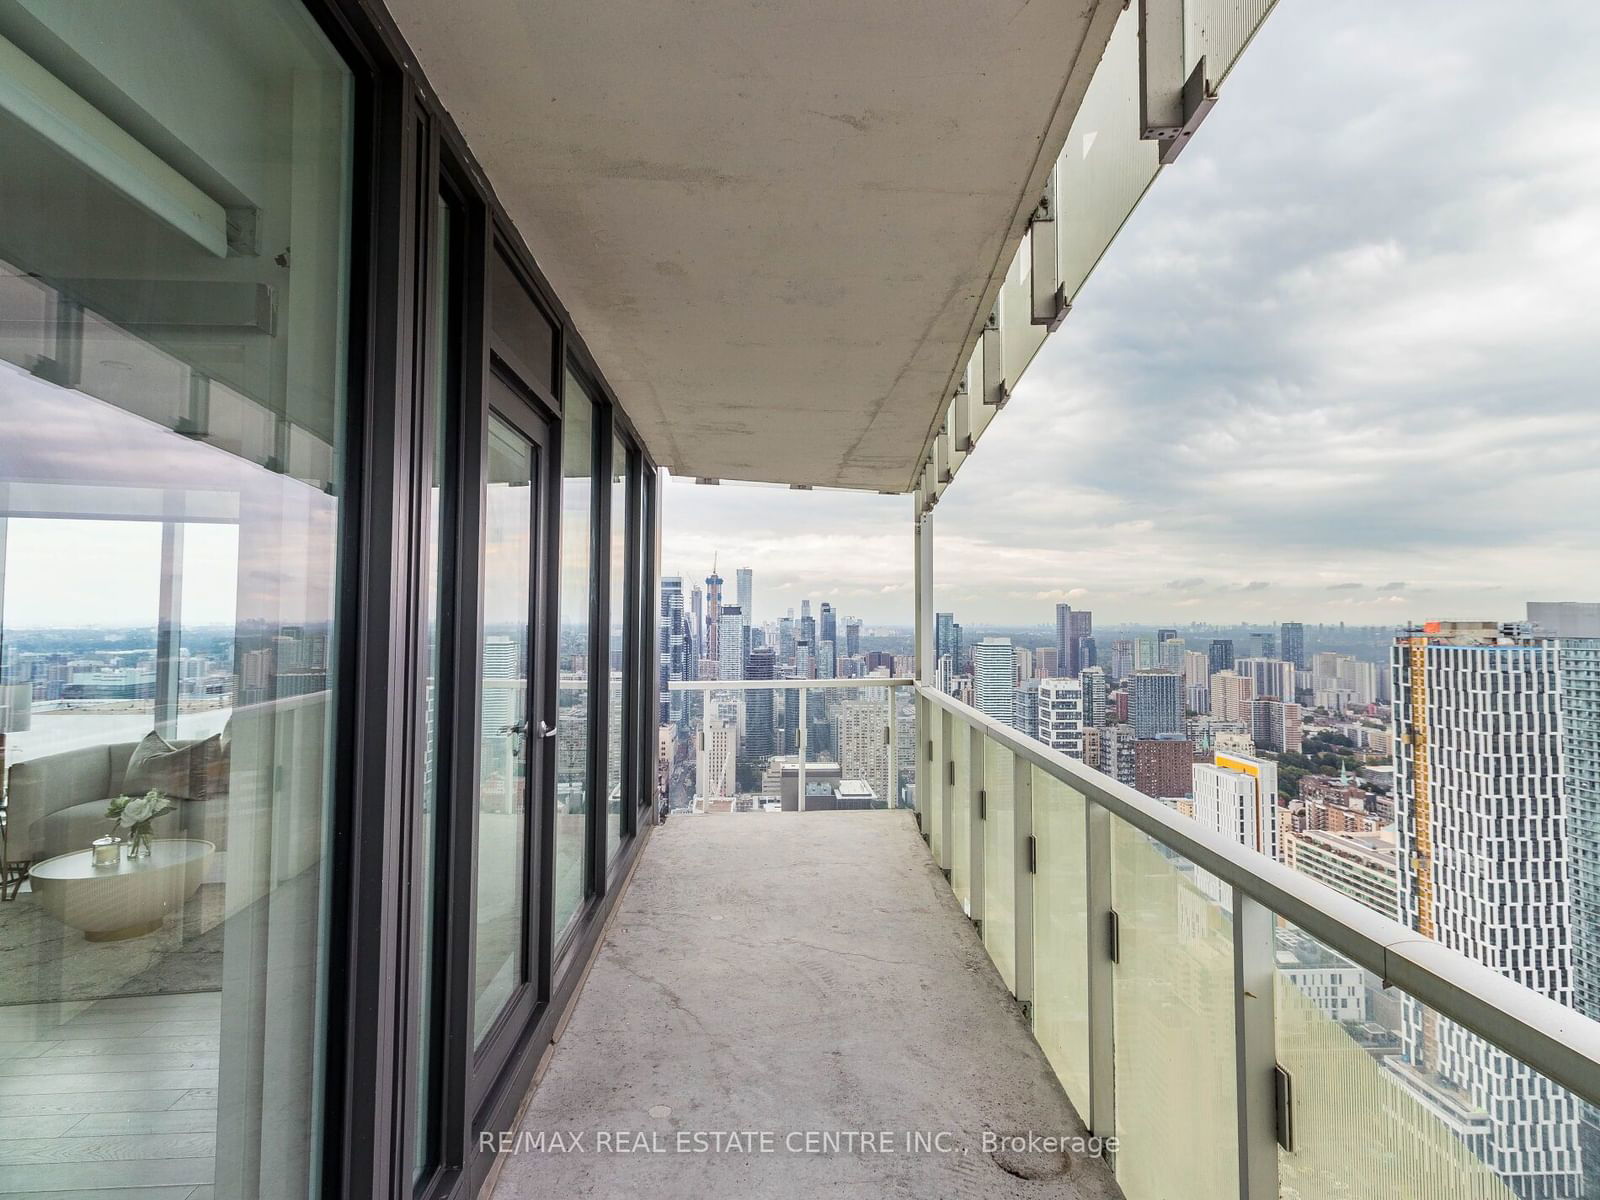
0;3;351;1194
473;414;534;1043
553;375;594;938
606;432;629;862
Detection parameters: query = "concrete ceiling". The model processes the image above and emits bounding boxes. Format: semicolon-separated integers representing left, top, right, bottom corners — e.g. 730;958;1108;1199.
386;0;1117;490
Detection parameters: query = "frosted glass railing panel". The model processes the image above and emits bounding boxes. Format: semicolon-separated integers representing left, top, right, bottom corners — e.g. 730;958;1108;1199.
949;717;972;911
999;239;1048;388
927;703;945;864
1187;0;1277;86
1275;921;1583;1200
1057;4;1161;303
981;737;1016;991
1112;818;1238;1200
1031;767;1090;1115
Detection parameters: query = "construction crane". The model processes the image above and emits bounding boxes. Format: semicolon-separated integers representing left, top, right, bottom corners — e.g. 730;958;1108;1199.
1407;635;1438;1068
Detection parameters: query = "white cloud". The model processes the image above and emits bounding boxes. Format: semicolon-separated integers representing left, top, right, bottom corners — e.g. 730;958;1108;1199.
664;0;1600;627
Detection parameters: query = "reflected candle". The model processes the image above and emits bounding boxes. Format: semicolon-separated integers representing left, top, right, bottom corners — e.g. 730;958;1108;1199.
91;836;122;868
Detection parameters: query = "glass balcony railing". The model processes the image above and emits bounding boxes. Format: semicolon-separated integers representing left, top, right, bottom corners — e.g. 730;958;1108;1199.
663;678;914;816
917;682;1600;1200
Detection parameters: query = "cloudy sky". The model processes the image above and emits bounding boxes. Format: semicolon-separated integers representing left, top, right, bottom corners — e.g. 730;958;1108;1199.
663;0;1600;627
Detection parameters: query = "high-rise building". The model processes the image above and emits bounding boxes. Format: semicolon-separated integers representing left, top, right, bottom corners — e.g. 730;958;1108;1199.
1058;607;1092;676
1054;604;1073;677
1054;604;1094;676
1013;645;1033;684
1192;751;1278;858
705;565;724;658
1134;635;1161;671
972;638;1015;726
1208;638;1235;675
1235;656;1295;703
1076;635;1097;673
1279;621;1305;670
1012;679;1041;740
1245;631;1267;658
817;639;836;679
844;618;861;659
820;602;836;650
935;612;961;676
1084;723;1136;786
717;605;745;682
660;576;692;721
1210;669;1255;723
1283;829;1398;918
1391;620;1580;1197
1130;670;1181;739
1035;647;1059;678
1308;652;1377;710
480;635;520;740
1160;637;1187;674
736;568;753;632
744;646;776;764
1109;639;1135;682
1079;666;1109;727
1249;697;1302;753
690;585;704;662
1527;602;1600;1026
1037;677;1083;759
1156;628;1177;645
1134;736;1193;799
697;715;737;798
835;699;890;807
794;639;815;680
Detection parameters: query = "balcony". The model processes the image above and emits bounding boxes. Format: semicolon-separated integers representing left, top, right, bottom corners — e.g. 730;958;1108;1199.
490;807;1120;1198
2;0;1595;1196
489;680;1600;1200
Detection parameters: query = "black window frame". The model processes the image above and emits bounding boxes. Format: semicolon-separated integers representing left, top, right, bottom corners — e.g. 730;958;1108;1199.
289;3;663;1199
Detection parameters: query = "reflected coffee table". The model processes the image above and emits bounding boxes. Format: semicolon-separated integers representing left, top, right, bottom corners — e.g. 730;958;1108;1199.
29;838;215;941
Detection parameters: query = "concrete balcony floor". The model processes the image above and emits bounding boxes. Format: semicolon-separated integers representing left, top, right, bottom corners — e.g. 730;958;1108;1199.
492;810;1121;1199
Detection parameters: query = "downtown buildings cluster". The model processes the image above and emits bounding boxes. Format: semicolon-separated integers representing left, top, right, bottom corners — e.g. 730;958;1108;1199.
656;566;915;814
934;599;1600;1199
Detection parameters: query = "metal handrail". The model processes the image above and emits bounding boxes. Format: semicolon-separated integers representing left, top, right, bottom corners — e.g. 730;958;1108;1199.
667;678;914;692
917;681;1600;1110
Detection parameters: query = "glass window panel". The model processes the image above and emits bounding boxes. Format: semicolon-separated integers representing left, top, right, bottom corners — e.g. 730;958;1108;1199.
0;3;352;1194
473;414;534;1044
1111;818;1238;1200
636;467;654;813
605;432;627;860
927;701;945;863
950;717;971;911
1275;919;1578;1200
412;194;453;1181
981;738;1016;991
554;374;594;937
1031;768;1090;1113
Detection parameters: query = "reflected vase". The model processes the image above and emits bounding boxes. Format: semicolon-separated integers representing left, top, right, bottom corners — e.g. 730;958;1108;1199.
126;825;155;860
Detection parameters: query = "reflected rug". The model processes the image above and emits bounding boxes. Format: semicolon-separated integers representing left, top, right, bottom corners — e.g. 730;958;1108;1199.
0;881;226;1005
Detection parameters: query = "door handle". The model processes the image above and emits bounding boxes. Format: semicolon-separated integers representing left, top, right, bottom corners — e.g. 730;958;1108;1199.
537;720;557;739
